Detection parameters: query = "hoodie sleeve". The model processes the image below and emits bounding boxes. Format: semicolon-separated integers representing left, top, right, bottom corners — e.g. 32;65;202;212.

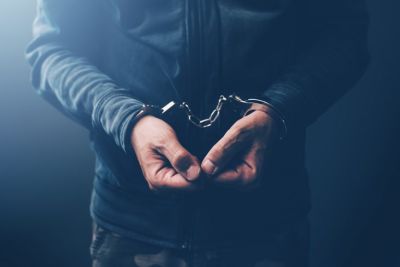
26;0;144;154
261;0;370;129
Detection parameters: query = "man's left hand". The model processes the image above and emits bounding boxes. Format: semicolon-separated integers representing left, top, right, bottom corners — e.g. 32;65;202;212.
201;108;278;190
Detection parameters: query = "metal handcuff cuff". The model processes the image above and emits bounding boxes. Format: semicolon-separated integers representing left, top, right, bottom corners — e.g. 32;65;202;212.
133;94;288;141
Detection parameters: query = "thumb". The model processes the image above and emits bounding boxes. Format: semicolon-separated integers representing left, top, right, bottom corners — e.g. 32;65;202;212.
202;125;249;176
159;137;201;182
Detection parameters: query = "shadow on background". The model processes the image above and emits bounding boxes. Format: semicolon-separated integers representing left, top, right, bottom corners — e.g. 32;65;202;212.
0;1;399;266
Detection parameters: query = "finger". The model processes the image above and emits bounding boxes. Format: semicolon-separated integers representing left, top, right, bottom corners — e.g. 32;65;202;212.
213;144;265;188
213;168;242;186
202;123;251;176
152;165;199;192
138;149;199;192
158;136;201;182
135;147;165;181
213;163;258;190
238;143;266;187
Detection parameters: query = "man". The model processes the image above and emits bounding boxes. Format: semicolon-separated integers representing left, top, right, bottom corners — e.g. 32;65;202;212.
27;0;369;266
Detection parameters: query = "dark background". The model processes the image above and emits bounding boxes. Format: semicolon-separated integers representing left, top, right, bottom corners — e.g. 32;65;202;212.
0;1;399;266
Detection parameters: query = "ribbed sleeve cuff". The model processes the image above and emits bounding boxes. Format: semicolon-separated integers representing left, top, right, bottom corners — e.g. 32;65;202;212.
92;88;144;156
261;81;310;130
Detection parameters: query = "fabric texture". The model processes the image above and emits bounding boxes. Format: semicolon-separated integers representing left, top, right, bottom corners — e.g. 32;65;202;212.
91;222;309;267
27;0;370;250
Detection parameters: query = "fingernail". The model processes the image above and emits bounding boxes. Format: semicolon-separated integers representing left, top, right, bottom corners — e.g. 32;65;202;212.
202;159;218;176
185;165;201;181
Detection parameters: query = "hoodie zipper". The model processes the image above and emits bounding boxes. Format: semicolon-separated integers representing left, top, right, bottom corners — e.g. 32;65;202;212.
181;0;204;252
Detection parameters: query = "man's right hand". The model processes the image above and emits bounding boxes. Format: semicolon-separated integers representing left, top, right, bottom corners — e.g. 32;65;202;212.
131;115;201;193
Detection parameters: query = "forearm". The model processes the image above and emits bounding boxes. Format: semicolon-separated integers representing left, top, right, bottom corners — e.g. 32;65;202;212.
27;41;144;153
26;0;147;154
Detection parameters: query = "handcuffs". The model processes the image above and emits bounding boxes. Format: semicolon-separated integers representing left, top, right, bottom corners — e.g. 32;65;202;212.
133;94;287;141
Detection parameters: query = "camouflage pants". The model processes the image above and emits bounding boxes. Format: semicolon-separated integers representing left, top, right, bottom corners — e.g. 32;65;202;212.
90;222;309;267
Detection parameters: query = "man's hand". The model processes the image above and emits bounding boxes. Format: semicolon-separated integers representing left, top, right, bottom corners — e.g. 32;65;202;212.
201;108;278;190
131;116;201;192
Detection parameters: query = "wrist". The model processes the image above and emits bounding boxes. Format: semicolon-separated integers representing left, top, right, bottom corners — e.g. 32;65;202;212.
129;105;163;151
244;102;287;141
133;104;162;126
131;114;158;134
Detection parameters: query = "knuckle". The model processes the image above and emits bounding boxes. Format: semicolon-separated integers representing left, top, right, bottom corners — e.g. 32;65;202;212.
241;170;258;187
149;178;165;191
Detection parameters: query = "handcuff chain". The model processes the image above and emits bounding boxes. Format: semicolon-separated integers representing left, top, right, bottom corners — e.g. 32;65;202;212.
180;95;232;128
139;93;286;138
157;93;287;139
